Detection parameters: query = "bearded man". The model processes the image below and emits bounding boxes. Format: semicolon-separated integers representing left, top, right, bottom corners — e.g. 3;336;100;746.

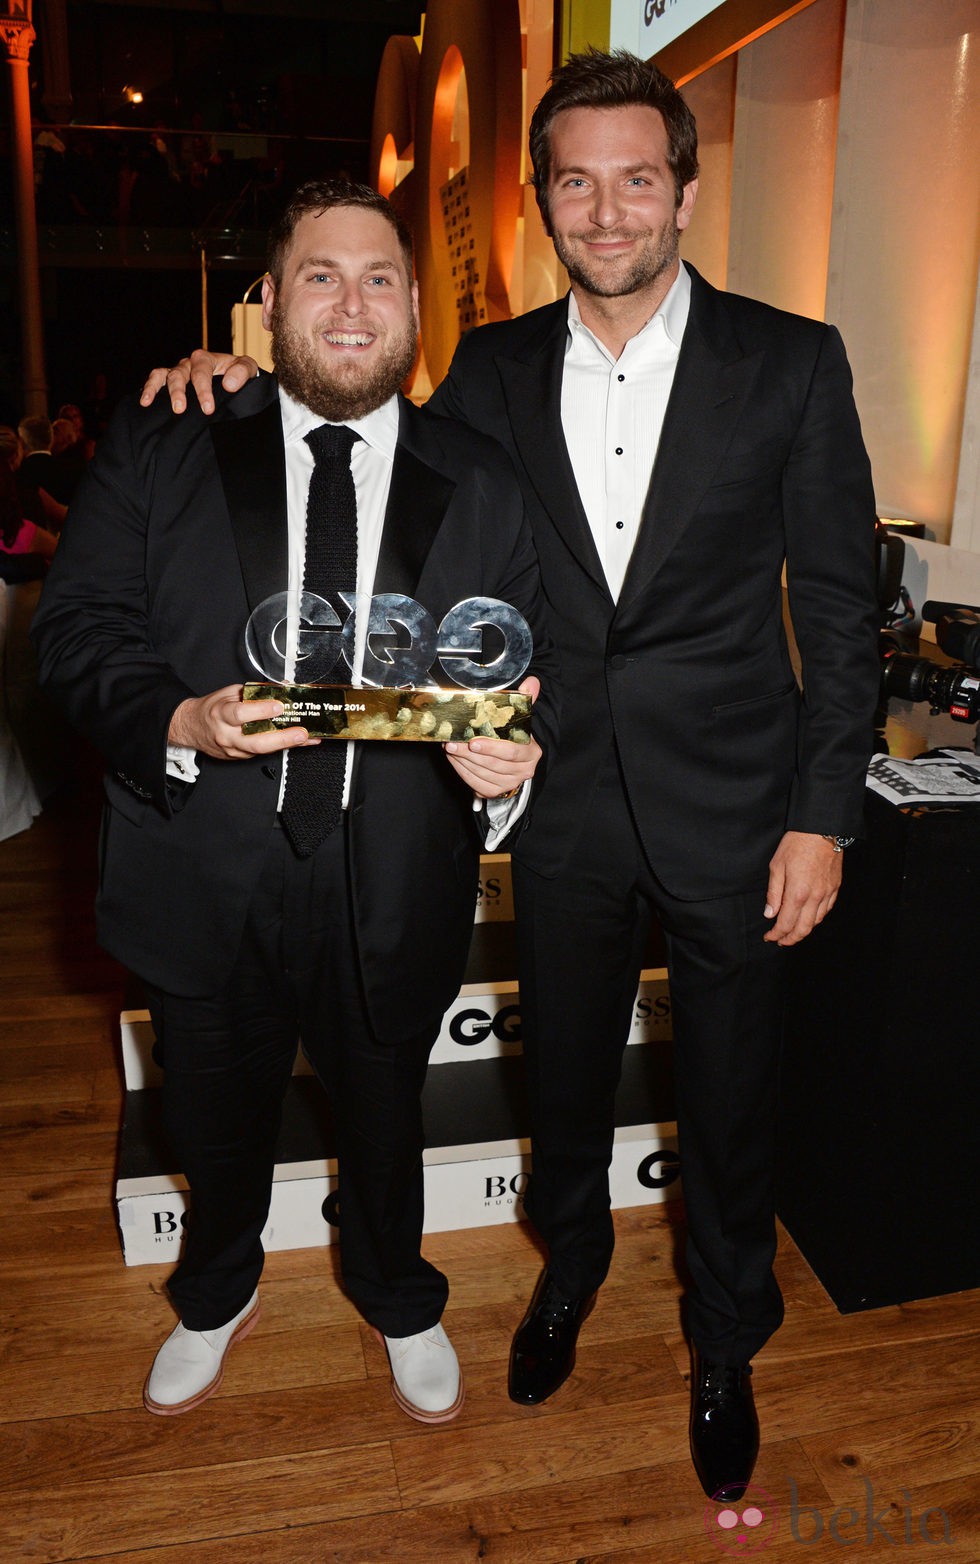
32;180;556;1426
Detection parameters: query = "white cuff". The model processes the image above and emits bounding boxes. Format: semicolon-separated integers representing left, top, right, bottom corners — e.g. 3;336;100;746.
483;780;531;851
166;743;199;783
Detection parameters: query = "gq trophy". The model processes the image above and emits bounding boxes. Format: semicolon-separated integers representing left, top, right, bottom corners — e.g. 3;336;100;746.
241;591;533;743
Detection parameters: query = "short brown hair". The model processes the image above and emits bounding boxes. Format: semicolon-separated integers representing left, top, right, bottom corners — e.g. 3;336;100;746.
266;179;414;289
529;48;699;224
18;414;53;454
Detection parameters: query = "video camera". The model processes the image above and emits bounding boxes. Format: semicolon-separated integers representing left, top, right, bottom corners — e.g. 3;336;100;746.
880;601;980;726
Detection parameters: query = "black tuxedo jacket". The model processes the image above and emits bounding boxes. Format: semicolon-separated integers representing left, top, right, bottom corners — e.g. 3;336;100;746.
32;378;557;1040
429;266;880;899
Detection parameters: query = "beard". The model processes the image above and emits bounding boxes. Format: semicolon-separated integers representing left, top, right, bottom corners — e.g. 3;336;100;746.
552;214;681;300
271;304;418;421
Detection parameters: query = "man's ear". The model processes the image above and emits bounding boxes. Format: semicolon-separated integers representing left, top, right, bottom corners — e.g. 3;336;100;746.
676;179;698;234
410;278;420;333
535;186;554;239
260;273;275;331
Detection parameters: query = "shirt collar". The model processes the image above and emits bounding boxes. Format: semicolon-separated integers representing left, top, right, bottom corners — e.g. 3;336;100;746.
278;384;400;461
566;259;691;360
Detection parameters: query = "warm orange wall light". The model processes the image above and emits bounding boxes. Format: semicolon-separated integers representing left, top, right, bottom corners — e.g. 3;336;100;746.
377;132;400;199
371;0;524;391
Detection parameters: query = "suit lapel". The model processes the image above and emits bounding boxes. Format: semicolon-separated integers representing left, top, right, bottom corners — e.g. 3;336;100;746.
495;303;610;599
209;386;287;613
374;398;455;598
617;269;764;612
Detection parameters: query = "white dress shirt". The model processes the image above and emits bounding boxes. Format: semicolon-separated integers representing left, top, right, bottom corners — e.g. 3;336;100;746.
168;388;398;808
168;385;523;843
560;261;691;601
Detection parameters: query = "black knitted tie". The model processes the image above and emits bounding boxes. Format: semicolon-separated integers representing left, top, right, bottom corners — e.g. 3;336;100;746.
279;423;358;857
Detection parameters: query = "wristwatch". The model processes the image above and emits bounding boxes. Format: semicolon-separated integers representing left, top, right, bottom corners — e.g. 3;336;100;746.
822;834;856;853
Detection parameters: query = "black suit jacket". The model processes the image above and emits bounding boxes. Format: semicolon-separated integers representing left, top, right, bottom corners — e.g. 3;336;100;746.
32;377;557;1040
428;265;880;898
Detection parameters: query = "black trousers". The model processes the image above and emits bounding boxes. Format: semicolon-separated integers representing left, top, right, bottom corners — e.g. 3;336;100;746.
513;751;786;1365
145;820;447;1338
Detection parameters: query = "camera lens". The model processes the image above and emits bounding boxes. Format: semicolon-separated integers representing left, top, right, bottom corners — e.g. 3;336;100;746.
880;652;936;703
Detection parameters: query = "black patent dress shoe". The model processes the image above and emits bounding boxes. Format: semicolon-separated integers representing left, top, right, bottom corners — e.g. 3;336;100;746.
508;1270;597;1405
689;1351;760;1502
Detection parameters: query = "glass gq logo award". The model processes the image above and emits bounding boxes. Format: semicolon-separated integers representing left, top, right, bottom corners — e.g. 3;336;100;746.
242;590;533;743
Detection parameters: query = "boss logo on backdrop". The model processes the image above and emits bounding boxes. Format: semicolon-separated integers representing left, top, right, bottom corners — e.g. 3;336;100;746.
151;1210;189;1239
484;1172;528;1205
634;993;671;1025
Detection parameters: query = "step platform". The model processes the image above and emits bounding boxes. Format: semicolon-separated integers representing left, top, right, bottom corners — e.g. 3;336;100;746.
115;857;681;1265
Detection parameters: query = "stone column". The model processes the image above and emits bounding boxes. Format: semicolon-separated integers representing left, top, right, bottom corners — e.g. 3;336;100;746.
2;2;48;416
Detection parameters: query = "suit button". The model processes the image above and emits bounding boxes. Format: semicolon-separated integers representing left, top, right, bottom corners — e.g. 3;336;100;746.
609;654;628;670
261;764;276;780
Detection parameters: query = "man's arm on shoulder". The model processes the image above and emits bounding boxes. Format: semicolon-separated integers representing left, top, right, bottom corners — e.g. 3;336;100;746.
140;350;259;414
140;326;480;419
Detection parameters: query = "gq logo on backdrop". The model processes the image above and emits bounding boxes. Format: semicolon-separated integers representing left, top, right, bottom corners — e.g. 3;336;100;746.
637;1150;681;1190
449;1004;521;1047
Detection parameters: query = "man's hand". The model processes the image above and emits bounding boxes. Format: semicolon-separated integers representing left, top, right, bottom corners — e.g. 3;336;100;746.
443;677;543;800
140;351;260;415
169;686;320;760
763;830;842;946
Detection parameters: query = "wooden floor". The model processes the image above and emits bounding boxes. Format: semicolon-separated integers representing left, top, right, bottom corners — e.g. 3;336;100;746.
2;772;978;1563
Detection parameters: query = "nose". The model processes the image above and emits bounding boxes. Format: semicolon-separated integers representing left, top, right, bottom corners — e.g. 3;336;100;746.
589;178;627;230
335;278;366;317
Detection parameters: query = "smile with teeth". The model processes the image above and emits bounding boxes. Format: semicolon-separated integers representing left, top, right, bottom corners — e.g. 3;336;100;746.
323;330;376;347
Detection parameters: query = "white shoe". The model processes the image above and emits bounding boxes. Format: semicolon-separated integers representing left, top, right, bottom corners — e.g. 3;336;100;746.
375;1322;464;1424
143;1291;260;1416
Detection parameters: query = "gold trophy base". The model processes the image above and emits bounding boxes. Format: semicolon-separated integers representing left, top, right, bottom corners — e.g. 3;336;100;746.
242;683;532;743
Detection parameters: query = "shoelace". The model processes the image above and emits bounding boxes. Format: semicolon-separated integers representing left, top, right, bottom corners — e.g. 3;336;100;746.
699;1361;751;1401
536;1284;577;1325
390;1329;444;1358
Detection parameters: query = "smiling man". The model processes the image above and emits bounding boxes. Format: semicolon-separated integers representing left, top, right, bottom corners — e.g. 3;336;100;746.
430;51;879;1501
32;180;555;1426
